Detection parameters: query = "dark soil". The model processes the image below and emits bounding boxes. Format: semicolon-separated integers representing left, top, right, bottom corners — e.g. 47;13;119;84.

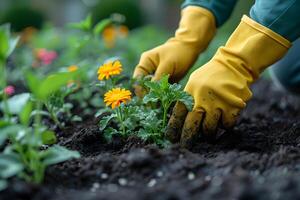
1;79;300;200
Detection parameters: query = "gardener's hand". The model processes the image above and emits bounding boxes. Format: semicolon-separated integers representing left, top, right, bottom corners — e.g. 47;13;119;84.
166;60;251;146
166;16;291;147
133;6;216;85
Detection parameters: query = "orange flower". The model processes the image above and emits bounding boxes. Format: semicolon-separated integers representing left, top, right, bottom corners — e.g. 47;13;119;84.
20;26;37;43
68;65;78;72
104;88;132;109
97;60;122;80
102;25;129;48
67;65;80;89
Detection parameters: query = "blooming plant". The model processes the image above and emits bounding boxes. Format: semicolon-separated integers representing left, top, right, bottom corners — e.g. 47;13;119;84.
97;59;193;146
0;13;171;191
35;48;58;65
3;85;15;96
100;88;132;137
97;60;123;81
98;60;139;140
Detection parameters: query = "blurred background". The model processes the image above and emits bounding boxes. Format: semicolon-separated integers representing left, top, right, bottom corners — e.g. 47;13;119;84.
0;0;255;83
0;0;254;31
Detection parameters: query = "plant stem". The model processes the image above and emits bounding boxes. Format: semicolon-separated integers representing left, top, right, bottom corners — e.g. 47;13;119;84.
116;107;126;136
0;60;11;121
50;110;63;129
34;101;42;138
111;77;116;88
162;106;168;128
45;104;63;129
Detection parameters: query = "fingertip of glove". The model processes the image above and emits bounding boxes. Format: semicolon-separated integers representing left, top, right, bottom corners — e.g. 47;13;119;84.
165;125;180;143
133;67;147;79
180;110;204;148
165;102;189;143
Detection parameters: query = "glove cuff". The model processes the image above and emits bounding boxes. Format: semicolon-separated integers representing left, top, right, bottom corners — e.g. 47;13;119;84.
173;6;217;52
214;15;291;81
241;15;291;48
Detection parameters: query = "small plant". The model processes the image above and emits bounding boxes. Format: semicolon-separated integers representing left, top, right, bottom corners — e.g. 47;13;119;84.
26;69;81;128
0;71;81;191
100;88;135;139
143;75;194;128
97;60;123;90
0;25;80;190
0;24;19;121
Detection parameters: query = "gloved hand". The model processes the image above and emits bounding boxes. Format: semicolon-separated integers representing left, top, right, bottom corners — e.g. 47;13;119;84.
133;6;216;84
166;15;291;147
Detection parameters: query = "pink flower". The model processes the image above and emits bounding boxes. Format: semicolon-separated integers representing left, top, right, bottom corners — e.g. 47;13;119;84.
4;85;15;96
35;48;58;65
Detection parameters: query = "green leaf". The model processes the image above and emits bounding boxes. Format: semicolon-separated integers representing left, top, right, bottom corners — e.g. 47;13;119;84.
0;24;9;60
0;179;7;191
26;72;41;96
41;131;57;145
0;120;10;128
42;145;80;166
38;72;75;100
0;153;23;178
143;92;158;104
103;127;118;142
0;93;30;114
7;36;19;57
169;83;182;92
99;114;116;131
93;19;112;36
30;110;50;118
160;74;169;90
0;24;19;60
0;125;23;146
68;14;92;31
178;92;194;111
95;108;110;118
71;115;82;122
19;100;33;125
26;71;75;100
144;81;161;92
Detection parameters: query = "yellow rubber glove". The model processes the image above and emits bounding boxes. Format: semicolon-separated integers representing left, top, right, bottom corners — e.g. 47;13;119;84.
166;15;291;147
133;6;216;83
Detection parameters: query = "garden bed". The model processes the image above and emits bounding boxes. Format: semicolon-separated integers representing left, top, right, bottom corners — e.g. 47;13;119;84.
1;79;300;200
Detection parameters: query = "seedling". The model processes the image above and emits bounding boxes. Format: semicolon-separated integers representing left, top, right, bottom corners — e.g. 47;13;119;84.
0;71;81;190
0;26;80;190
143;75;193;128
0;24;19;121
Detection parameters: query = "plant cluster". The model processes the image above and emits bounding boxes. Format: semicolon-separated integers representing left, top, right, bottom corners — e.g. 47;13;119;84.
0;14;190;191
97;60;193;146
0;25;80;191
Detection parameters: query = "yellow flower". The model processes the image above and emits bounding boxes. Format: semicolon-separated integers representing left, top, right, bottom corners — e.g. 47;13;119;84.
104;88;132;109
68;65;78;72
97;60;122;80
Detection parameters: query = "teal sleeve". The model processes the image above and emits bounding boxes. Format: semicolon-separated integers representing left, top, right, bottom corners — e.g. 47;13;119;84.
182;0;239;27
250;0;300;42
270;39;300;94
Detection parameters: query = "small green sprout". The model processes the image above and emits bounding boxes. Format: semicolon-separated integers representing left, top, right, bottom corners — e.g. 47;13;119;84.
143;75;193;128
